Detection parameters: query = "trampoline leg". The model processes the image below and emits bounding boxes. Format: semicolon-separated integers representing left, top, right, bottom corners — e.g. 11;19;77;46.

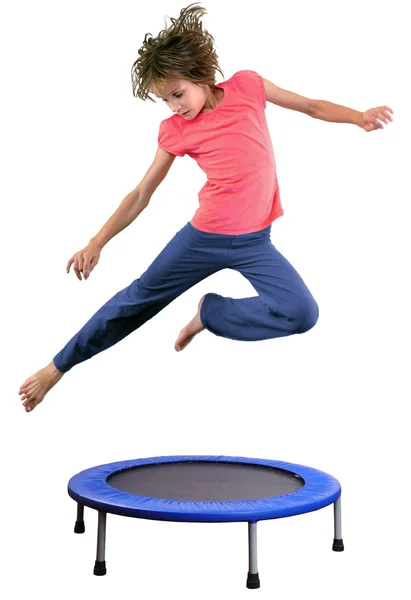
246;522;260;589
74;503;85;533
94;511;107;575
332;496;344;551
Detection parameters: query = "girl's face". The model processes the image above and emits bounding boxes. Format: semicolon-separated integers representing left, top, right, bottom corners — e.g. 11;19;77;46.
152;79;221;119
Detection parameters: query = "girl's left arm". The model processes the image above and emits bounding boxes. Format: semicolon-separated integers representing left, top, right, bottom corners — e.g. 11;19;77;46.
262;77;394;132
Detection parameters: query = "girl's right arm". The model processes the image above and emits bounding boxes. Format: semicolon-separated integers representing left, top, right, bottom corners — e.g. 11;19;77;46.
67;147;177;280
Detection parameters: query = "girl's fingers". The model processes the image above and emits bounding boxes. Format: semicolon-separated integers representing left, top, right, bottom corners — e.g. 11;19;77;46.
85;255;99;279
74;257;83;280
377;106;393;122
88;257;97;273
377;111;389;124
83;254;94;279
83;261;90;279
67;257;74;273
68;249;100;279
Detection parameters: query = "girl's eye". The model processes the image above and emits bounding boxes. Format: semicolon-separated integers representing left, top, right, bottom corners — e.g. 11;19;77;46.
163;93;183;102
162;93;183;103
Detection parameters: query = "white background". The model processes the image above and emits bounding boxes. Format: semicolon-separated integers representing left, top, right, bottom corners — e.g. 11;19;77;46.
2;0;410;597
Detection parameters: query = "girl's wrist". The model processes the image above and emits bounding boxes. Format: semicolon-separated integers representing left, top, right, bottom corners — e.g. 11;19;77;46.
89;236;104;250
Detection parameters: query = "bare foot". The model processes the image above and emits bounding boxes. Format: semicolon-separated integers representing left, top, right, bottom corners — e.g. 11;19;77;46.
175;295;206;352
18;360;65;412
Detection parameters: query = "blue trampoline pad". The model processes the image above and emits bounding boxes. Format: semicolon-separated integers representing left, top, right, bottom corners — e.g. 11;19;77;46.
68;455;341;523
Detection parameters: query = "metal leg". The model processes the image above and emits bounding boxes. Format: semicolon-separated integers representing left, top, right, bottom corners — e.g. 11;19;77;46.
332;495;344;551
74;503;85;534
94;511;107;575
246;522;261;589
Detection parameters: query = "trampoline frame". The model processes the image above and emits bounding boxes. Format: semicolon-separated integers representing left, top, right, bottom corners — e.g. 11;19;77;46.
69;455;344;589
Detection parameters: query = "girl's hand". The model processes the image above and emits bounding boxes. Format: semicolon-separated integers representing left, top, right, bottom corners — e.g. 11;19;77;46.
66;241;102;281
359;106;394;132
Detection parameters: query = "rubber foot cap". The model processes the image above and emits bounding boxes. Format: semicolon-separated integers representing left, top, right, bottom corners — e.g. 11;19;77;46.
333;538;344;552
246;572;260;589
74;521;85;534
94;560;107;576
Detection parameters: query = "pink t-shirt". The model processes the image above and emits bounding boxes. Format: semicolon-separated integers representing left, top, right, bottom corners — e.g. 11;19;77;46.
158;70;283;234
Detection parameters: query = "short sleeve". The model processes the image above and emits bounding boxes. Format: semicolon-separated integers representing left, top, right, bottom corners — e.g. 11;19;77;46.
158;117;186;157
232;70;266;110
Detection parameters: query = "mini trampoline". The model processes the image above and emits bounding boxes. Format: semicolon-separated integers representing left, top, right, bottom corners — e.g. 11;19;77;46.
68;455;344;589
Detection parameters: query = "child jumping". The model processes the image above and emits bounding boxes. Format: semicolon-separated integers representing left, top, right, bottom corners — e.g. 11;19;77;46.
19;3;393;413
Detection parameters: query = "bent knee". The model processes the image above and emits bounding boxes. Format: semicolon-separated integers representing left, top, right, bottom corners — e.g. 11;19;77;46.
297;297;319;333
287;297;318;334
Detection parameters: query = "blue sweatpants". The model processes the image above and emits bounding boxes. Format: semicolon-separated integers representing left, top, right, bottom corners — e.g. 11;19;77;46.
53;222;318;372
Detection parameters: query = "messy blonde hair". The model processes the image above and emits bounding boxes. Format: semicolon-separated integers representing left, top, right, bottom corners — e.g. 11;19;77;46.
131;3;224;102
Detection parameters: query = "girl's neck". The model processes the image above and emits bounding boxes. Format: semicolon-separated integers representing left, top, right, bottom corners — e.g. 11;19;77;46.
201;86;224;113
